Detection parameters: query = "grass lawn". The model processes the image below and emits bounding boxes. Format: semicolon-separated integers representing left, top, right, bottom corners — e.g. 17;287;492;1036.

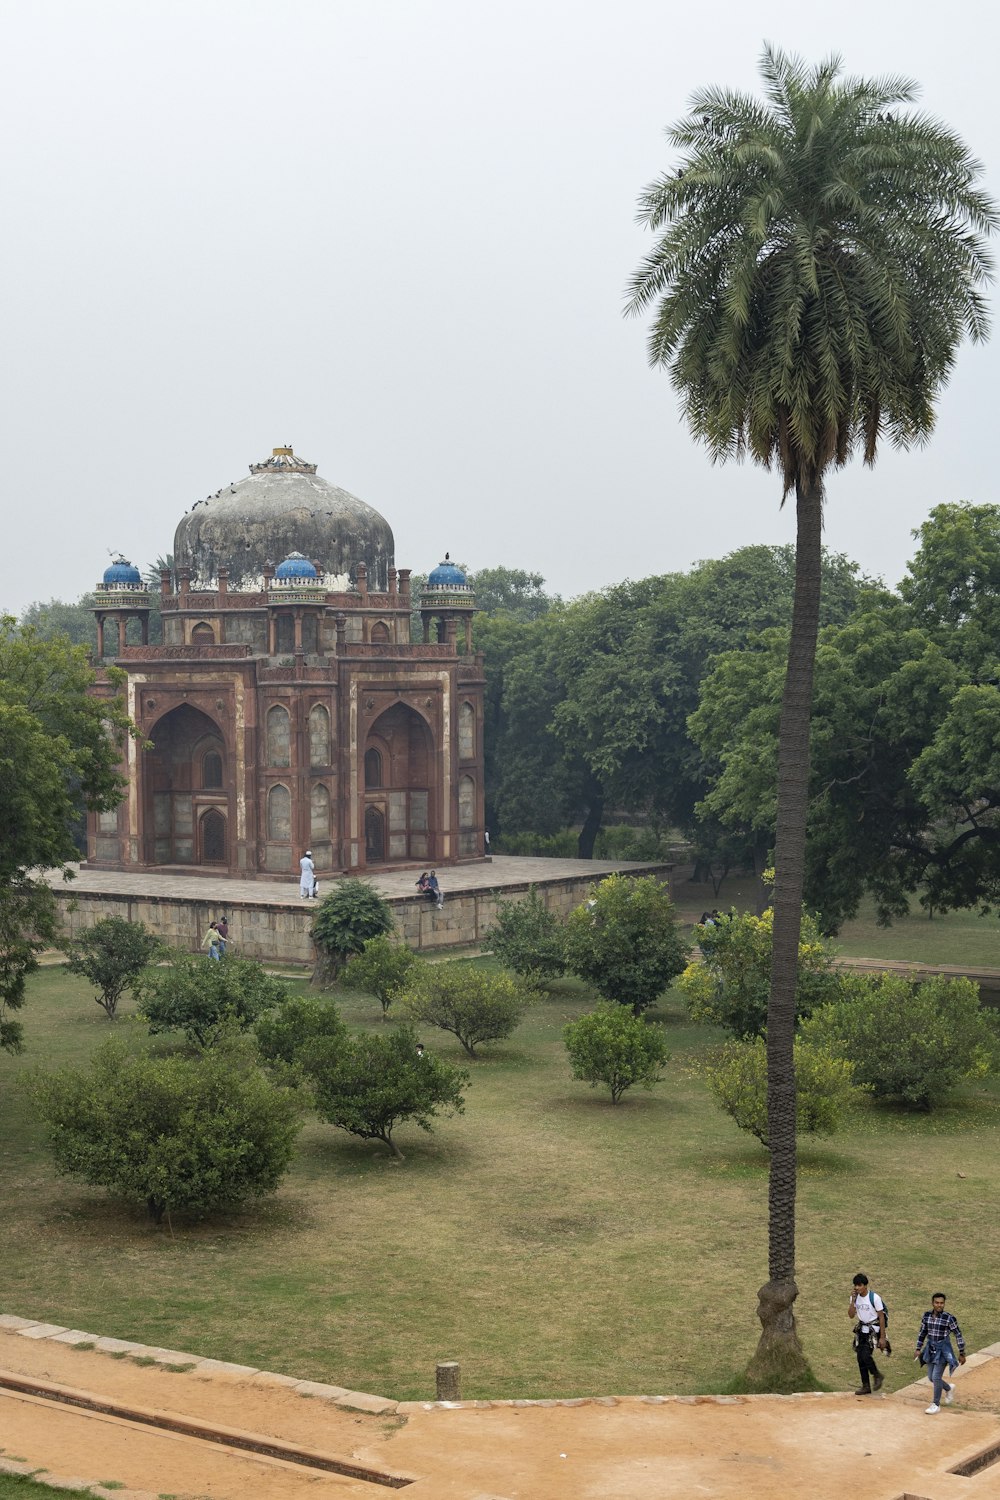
0;1478;107;1500
2;963;999;1403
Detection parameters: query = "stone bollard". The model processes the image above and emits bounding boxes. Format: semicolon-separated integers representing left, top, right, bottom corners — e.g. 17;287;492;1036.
436;1361;461;1401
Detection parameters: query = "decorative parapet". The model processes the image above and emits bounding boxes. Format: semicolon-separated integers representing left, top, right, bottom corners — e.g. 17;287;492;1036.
94;588;151;608
116;644;252;660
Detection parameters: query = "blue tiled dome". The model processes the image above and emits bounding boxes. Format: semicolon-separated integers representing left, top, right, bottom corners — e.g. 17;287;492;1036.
427;556;468;587
274;552;319;580
102;558;142;586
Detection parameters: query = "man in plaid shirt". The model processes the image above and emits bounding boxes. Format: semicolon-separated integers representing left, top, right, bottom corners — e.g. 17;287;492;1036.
914;1293;966;1413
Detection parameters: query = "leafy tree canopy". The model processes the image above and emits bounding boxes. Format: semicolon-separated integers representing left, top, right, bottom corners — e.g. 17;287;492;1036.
564;1003;669;1104
400;963;534;1057
563;874;687;1015
311;879;394;987
136;955;287;1047
705;1037;860;1146
341;935;422;1019
483;886;566;981
65;917;163;1020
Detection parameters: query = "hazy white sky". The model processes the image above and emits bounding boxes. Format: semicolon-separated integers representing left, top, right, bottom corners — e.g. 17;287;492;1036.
1;0;997;618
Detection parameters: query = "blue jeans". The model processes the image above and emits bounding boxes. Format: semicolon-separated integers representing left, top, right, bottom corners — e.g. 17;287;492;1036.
926;1339;957;1403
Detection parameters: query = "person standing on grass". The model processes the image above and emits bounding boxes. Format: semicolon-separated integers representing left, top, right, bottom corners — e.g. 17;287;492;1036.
915;1292;966;1413
202;922;223;962
849;1274;887;1394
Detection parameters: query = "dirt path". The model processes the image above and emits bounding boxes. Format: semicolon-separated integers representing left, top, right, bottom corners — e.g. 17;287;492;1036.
5;1323;1000;1499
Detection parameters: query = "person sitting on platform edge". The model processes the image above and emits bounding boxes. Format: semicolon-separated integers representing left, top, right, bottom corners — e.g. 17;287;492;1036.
849;1273;887;1394
426;870;443;909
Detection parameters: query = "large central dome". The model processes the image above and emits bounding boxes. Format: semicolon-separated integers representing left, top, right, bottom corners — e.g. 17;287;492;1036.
172;447;395;592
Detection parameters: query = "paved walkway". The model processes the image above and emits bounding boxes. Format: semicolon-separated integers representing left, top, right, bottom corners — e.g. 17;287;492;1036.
45;856;670;909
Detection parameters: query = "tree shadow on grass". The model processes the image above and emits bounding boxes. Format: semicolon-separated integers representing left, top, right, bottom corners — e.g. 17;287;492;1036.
545;1087;679;1118
688;1143;855;1179
295;1124;474;1177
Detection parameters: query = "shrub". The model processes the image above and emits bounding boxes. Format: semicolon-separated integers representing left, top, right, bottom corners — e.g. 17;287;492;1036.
801;972;1000;1110
563;874;687;1015
341;935;421;1019
401;963;534;1057
678;907;839;1038
256;993;347;1071
563;1003;669;1104
308;1025;467;1160
311;879;393;987
483;886;565;981
65;917;163;1020
704;1036;861;1146
136;955;287;1047
29;1037;302;1222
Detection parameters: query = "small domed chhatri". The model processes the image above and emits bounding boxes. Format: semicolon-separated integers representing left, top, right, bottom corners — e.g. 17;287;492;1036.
87;446;486;880
101;556;143;587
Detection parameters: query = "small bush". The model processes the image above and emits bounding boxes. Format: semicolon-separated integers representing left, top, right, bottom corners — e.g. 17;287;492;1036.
801;972;1000;1110
341;935;421;1018
29;1037;302;1222
483;886;565;980
401;963;534;1057
256;993;347;1072
704;1036;861;1146
311;879;394;987
563;874;687;1015
65;917;163;1020
563;1003;669;1104
308;1025;467;1160
136;956;287;1047
679;907;839;1038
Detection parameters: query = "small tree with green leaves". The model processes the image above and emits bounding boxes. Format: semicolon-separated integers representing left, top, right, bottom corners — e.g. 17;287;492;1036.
342;935;421;1019
311;879;394;988
29;1036;302;1223
308;1025;467;1161
256;994;347;1078
564;1003;669;1104
705;1037;860;1146
65;917;163;1020
136;955;287;1047
563;874;687;1015
802;972;1000;1110
484;886;566;981
679;908;840;1039
0;878;59;1054
401;963;534;1057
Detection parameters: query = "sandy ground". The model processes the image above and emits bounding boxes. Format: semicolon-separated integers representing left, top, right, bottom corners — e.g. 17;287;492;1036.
4;1327;1000;1500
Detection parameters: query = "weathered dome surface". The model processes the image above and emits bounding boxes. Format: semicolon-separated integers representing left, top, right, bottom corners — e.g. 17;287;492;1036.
103;557;142;585
173;448;395;592
274;552;319;580
427;556;468;587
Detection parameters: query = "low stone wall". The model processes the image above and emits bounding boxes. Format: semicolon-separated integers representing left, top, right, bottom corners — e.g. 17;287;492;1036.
53;866;673;966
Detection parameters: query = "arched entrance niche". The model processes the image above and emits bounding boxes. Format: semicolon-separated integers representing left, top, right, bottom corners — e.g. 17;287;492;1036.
143;704;229;866
363;703;433;863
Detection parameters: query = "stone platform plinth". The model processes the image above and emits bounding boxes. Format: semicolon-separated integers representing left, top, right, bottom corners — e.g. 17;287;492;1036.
45;857;672;965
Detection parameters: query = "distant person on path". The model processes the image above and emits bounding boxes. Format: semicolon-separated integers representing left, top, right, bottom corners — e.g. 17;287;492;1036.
915;1292;966;1413
202;922;223;961
299;851;316;900
849;1274;887;1394
215;916;229;954
427;870;443;909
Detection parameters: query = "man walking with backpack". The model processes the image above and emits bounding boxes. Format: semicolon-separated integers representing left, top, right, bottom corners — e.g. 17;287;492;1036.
849;1273;888;1394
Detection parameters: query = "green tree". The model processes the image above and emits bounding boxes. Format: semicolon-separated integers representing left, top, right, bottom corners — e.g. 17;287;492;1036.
65;917;163;1020
0;620;131;1052
30;1037;302;1223
901;502;1000;678
705;1038;859;1146
401;963;533;1057
483;886;566;981
564;1003;669;1104
18;595;98;648
311;879;394;988
471;566;559;621
308;1025;467;1161
136;955;287;1047
255;993;347;1072
679;908;840;1038
341;935;421;1019
628;47;995;1383
563;874;687;1015
802;973;999;1110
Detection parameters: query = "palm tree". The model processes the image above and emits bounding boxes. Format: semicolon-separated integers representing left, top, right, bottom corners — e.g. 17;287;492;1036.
627;46;995;1385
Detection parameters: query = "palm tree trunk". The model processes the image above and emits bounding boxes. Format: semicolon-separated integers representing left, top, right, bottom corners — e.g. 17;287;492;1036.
745;473;823;1389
